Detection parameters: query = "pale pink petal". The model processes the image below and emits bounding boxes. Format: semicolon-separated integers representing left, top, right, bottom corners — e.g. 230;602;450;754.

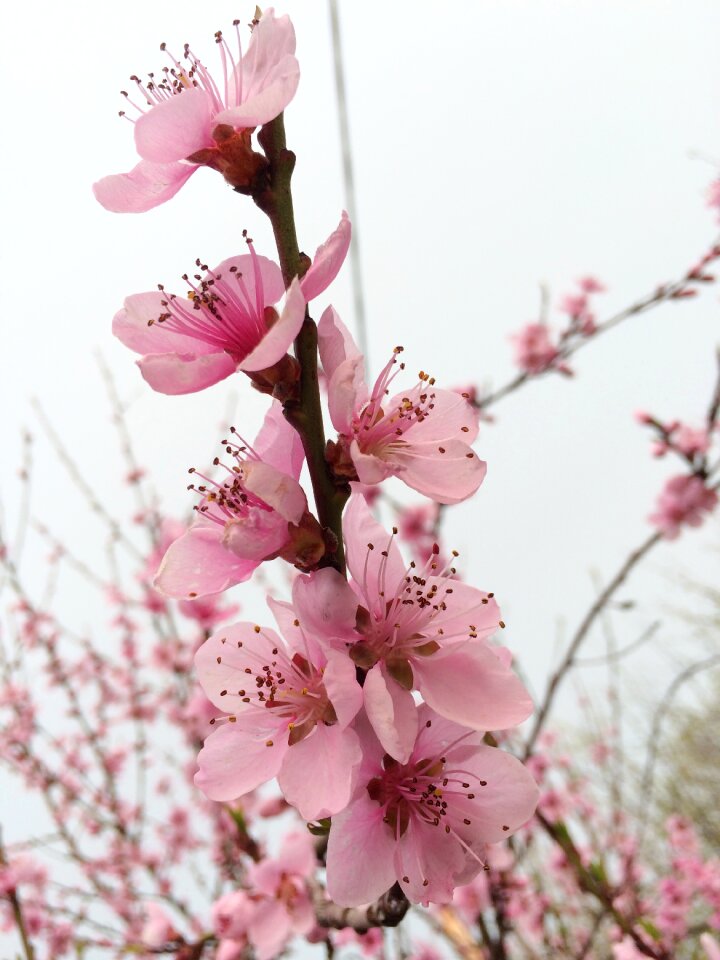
328;357;369;436
219;507;291;561
450;743;540;844
317;305;364;381
154;524;257;598
241;461;306;523
424;580;501;641
138;351;237;395
392;438;487;504
93;160;197;213
266;597;311;655
322;649;364;729
248;899;292;960
216;55;299;128
113;293;217;356
350;439;398;485
326;791;398;907
396;818;466;905
195;717;287;801
195;623;284;711
239;278;306;372
238;10;297;97
278;724;362;819
392;388;479;444
253;403;305;478
291;568;359;648
412;642;533;731
214;253;285;308
363;664;418;763
344;494;407;595
300;213;351;301
134;87;215;163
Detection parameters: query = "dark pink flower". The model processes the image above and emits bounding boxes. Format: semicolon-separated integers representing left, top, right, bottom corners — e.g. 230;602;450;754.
113;242;303;395
325;706;539;906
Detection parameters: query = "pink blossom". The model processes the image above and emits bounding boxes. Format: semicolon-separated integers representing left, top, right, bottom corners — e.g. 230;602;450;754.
141;902;178;948
113;241;304;395
672;424;710;459
245;833;316;960
578;276;606;294
212;890;254;942
294;495;533;762
155;404;308;599
707;179;720;220
319;308;485;504
648;473;718;539
94;11;299;212
194;578;363;818
510;323;560;374
325;706;539;906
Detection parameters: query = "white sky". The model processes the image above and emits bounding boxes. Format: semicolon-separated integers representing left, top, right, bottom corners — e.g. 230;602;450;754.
1;0;720;946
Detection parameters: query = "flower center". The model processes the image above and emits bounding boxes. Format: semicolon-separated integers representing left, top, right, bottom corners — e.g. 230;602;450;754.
150;241;270;361
119;23;248;122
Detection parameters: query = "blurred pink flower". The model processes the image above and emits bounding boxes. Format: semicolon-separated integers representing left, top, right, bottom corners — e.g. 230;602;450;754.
649;474;718;539
510;323;559;374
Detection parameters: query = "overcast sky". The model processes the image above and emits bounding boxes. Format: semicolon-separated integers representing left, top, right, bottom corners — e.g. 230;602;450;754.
1;0;720;934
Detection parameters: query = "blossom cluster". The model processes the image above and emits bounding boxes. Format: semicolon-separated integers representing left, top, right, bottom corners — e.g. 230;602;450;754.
636;406;720;539
91;6;539;915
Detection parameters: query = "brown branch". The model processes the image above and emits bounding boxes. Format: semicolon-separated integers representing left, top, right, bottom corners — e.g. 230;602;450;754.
254;113;349;573
0;828;37;960
524;529;663;758
311;880;409;933
479;237;720;412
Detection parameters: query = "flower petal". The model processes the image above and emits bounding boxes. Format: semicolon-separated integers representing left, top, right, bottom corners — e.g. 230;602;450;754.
278;724;362;820
412;642;533;731
217;55;299;128
363;664;418;763
318;305;364;380
93;160;197;213
300;213;351;301
241;461;306;523
239;278;306;372
113;293;217;356
343;494;407;599
253;403;305;479
154;523;258;598
134;87;215;163
392;437;487;504
195;717;287;802
291;567;359;648
137;351;237;395
326;792;398;907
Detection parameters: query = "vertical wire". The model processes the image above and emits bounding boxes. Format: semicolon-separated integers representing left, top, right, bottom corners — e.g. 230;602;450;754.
328;0;369;364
